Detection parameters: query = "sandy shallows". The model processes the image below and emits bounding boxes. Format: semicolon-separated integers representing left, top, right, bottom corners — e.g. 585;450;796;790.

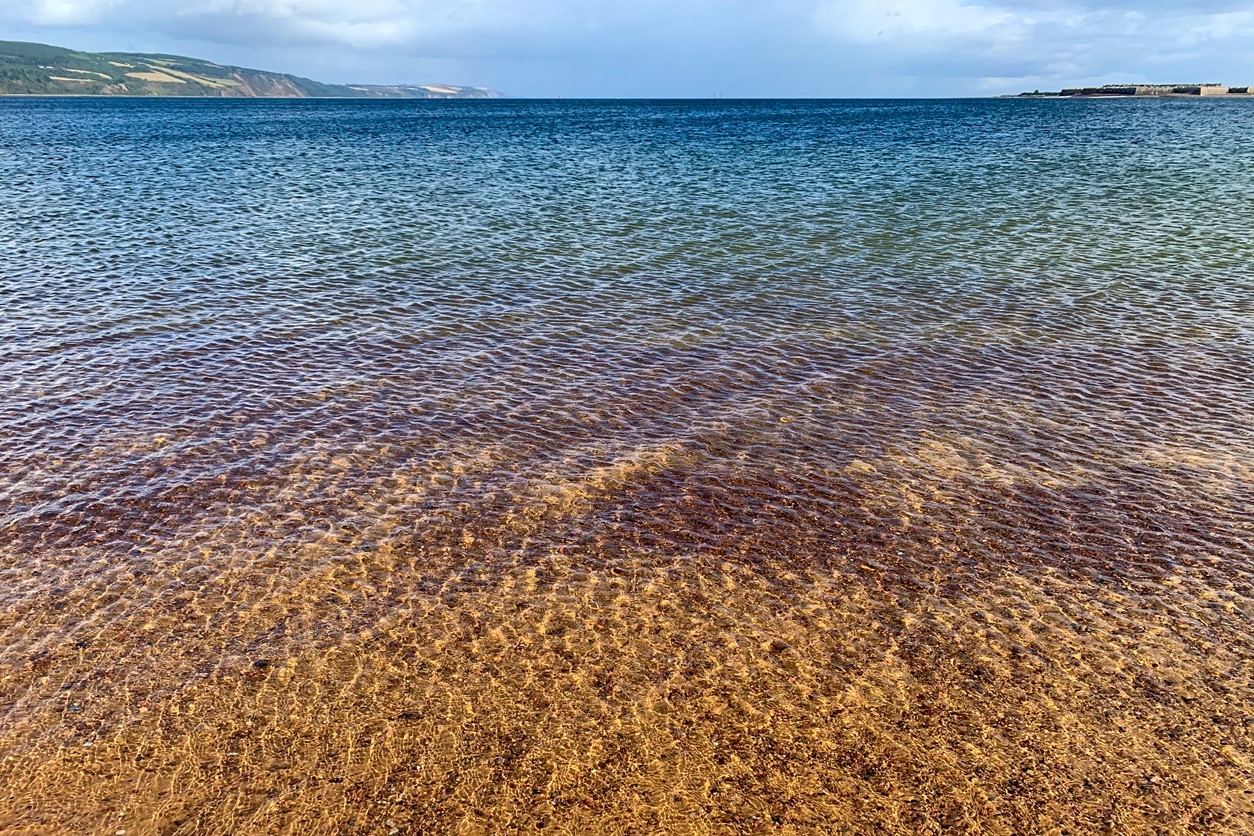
0;481;1250;834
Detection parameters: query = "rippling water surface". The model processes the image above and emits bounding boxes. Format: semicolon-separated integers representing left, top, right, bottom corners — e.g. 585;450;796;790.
1;98;1252;834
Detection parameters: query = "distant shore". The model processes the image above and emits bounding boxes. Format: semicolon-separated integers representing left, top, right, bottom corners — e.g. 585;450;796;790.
0;39;502;99
0;93;501;99
1010;83;1253;99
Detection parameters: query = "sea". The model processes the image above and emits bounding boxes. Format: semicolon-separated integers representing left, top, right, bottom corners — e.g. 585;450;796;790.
1;98;1252;833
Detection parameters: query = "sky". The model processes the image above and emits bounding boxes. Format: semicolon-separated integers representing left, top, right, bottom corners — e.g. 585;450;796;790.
1;0;1252;97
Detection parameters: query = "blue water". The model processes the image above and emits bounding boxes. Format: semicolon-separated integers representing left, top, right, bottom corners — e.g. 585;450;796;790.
1;98;1252;832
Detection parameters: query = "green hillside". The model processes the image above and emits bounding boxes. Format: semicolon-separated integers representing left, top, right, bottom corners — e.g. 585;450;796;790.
0;40;503;98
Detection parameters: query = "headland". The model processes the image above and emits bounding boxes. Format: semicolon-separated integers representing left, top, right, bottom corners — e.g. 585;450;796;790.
0;40;503;98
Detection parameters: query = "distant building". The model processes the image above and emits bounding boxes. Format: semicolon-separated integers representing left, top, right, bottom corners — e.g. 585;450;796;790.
1056;83;1250;97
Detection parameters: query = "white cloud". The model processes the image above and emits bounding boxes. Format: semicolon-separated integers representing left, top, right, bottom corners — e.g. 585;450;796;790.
182;0;425;47
1182;9;1254;42
813;0;1023;44
20;0;121;25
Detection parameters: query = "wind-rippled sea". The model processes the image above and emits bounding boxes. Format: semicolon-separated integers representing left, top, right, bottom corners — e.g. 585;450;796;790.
1;98;1252;834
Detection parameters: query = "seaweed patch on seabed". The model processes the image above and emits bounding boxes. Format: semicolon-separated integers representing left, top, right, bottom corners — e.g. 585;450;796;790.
0;422;1251;835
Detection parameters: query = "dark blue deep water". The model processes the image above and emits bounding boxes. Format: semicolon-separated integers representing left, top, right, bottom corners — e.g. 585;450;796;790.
1;98;1252;832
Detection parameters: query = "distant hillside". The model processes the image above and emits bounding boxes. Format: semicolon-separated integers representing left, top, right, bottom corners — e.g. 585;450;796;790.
0;40;503;98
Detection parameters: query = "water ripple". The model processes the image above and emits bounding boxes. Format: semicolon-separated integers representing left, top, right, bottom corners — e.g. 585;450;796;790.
0;98;1252;833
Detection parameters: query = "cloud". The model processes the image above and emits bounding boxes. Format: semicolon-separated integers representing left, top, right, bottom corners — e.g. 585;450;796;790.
21;0;121;25
2;0;1253;94
1181;9;1254;43
813;0;1024;45
810;0;1254;87
174;0;426;48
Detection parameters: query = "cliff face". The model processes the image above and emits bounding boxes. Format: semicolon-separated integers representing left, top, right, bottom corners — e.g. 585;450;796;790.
0;41;503;98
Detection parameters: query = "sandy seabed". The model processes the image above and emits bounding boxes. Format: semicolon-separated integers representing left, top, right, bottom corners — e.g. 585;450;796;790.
1;449;1250;835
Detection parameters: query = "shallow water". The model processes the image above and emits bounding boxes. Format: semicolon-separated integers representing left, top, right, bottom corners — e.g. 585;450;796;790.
1;98;1252;834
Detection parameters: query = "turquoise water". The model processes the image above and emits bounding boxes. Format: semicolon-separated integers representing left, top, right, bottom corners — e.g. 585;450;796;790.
1;98;1252;832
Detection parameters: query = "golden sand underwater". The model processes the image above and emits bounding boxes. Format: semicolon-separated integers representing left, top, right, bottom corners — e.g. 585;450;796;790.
2;422;1251;834
2;96;1253;835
